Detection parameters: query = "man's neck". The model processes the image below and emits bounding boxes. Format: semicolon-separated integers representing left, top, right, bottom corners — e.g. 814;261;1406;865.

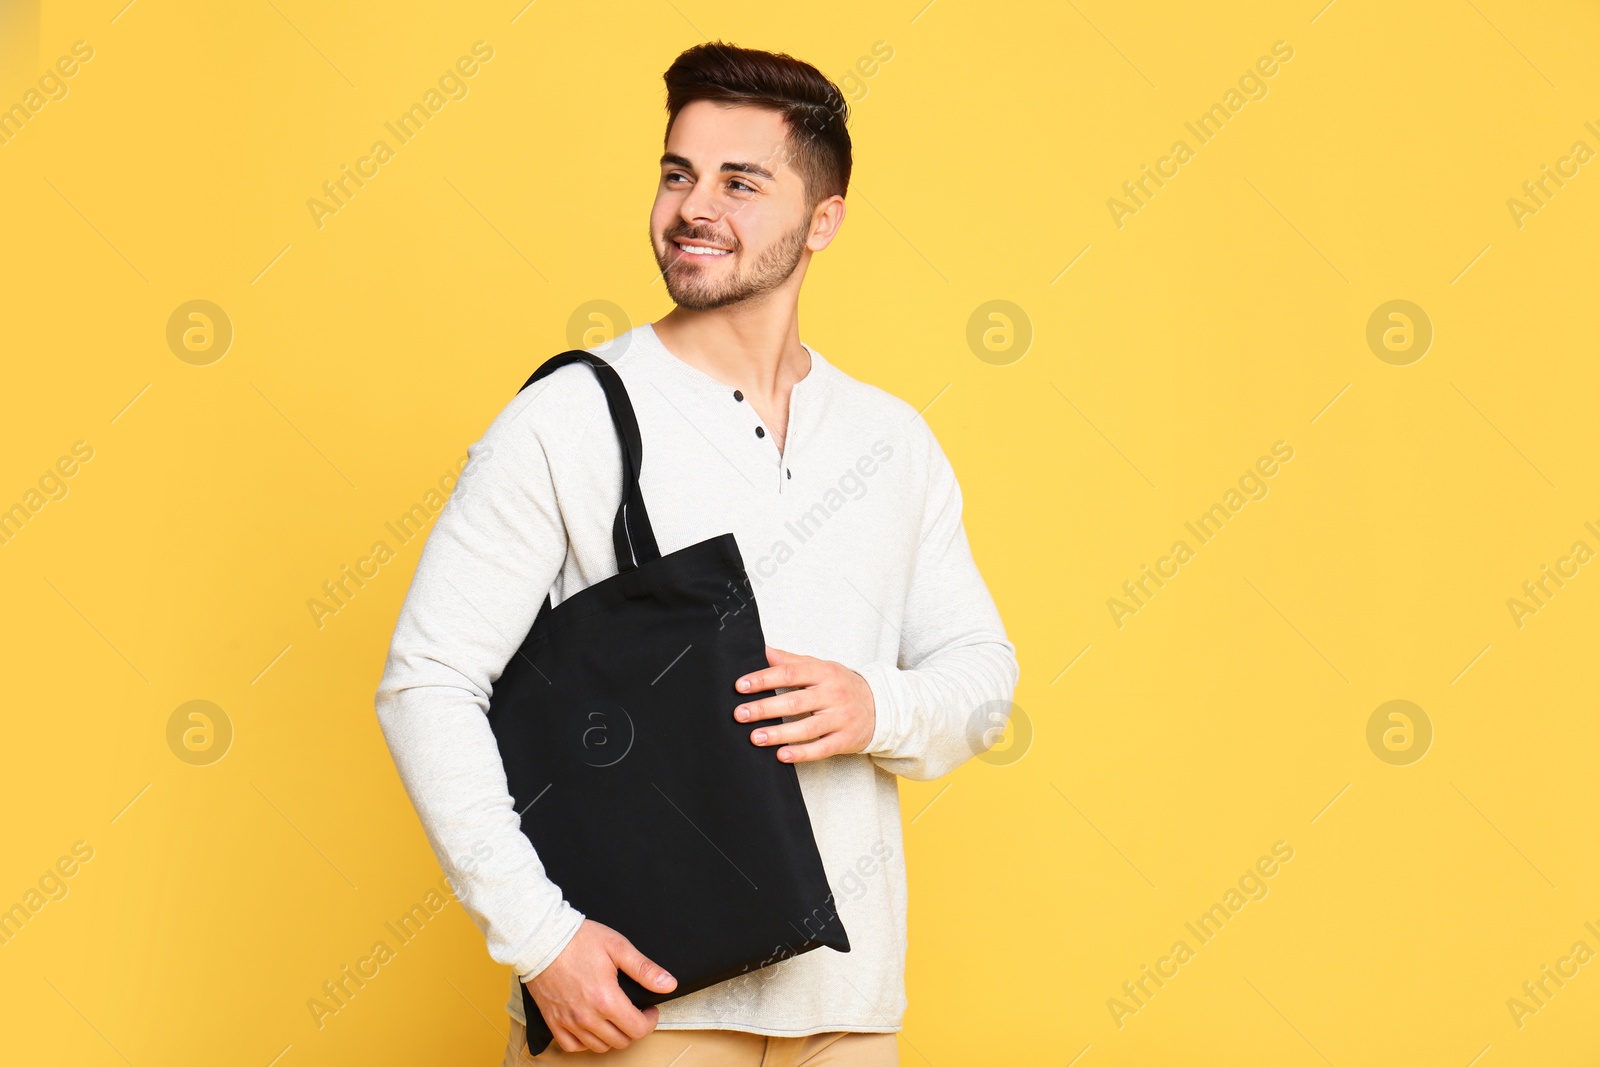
650;307;812;401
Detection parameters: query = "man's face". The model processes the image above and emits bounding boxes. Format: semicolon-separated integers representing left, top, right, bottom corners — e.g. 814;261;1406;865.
650;100;818;311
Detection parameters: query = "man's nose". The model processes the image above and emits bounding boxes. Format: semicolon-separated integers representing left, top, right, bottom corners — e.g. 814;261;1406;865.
679;176;720;224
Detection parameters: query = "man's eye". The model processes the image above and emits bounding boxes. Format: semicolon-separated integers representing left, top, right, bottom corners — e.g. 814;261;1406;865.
729;178;755;193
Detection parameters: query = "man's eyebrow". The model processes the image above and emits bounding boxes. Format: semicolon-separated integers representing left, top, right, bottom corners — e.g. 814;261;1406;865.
660;153;776;181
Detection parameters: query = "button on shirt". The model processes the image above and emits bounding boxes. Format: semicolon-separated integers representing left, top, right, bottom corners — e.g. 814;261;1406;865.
374;321;1020;1037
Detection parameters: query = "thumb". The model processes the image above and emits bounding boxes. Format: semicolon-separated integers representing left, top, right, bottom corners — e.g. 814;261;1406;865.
766;644;795;665
611;935;677;993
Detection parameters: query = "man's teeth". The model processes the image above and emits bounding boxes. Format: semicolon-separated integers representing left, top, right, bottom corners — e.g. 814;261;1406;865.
677;242;731;256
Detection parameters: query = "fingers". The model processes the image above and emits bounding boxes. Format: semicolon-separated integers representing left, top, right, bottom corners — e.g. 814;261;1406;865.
605;999;659;1043
582;1012;637;1051
550;1018;610;1054
735;648;821;696
735;684;826;724
587;938;672;1050
770;732;844;763
612;937;678;995
556;1019;629;1054
549;1023;585;1054
532;921;674;1053
554;994;660;1053
749;711;831;750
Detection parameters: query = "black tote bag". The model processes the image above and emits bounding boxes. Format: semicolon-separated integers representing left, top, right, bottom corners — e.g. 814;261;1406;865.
485;350;851;1056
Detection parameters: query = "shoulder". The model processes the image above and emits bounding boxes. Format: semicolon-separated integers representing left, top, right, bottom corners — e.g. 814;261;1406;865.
812;347;943;472
480;332;647;458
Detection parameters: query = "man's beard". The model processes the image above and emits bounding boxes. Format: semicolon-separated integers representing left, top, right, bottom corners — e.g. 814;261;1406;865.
653;217;810;311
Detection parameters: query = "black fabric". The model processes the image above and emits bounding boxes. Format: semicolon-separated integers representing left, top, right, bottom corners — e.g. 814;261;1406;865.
486;350;851;1057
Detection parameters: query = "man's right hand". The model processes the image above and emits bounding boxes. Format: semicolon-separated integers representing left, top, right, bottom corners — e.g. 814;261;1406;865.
524;919;678;1053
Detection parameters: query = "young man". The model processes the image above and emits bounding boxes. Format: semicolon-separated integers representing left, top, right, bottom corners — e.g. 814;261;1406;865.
375;41;1019;1065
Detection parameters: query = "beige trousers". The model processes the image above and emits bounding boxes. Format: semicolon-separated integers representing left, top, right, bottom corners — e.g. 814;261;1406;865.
501;1016;900;1066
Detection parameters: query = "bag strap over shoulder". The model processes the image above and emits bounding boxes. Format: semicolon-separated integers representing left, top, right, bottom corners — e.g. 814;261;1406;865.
518;351;661;576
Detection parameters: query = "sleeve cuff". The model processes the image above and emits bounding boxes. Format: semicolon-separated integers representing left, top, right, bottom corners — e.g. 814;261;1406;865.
856;661;905;757
512;901;586;983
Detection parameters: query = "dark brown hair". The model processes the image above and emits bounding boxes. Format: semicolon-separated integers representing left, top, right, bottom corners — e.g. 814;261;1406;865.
662;41;852;208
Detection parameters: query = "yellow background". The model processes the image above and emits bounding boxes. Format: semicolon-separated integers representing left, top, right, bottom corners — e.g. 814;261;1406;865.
2;0;1596;1063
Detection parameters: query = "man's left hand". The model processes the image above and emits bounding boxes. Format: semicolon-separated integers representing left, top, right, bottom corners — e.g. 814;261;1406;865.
733;646;876;763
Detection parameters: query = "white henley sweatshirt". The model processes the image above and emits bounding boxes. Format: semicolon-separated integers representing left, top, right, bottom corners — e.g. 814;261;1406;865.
374;321;1019;1036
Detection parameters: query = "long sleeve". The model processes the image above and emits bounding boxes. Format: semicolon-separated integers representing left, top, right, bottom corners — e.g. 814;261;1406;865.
373;383;586;982
855;421;1020;782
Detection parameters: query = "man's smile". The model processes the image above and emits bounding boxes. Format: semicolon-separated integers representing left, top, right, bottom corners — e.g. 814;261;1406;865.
672;238;734;258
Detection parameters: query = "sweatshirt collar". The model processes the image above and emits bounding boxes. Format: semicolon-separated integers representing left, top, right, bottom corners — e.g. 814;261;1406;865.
634;321;831;396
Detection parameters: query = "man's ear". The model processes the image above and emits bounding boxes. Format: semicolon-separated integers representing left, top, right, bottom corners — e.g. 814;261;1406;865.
807;195;846;250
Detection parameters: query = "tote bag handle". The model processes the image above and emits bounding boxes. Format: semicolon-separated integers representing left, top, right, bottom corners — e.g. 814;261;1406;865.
518;351;662;575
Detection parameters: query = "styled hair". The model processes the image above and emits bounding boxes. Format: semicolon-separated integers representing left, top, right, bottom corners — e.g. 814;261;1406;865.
662;41;852;208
